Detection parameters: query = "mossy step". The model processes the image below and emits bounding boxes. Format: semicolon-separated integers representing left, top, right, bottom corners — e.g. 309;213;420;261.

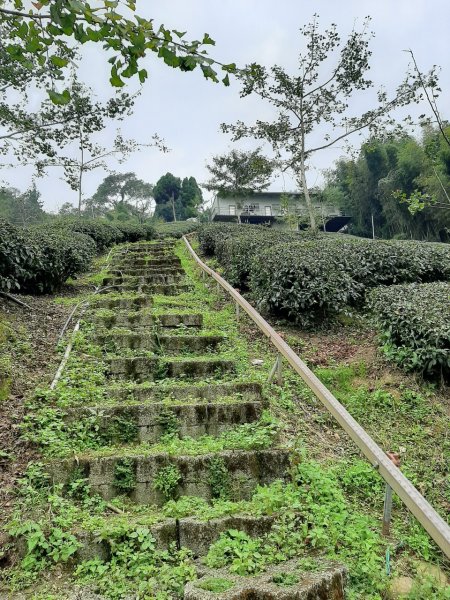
93;311;203;329
107;356;235;382
103;273;185;286
113;257;182;268
103;283;190;296
89;295;151;311
92;310;155;329
65;399;263;443
107;381;262;405
109;266;184;276
96;332;223;353
50;449;290;505
76;514;275;562
185;560;346;600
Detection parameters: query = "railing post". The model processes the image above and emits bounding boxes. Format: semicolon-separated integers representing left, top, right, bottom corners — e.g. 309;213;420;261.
382;483;393;537
276;352;283;386
236;302;240;322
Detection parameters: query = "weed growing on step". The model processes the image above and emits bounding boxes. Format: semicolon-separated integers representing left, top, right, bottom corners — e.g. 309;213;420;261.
75;529;196;599
113;458;136;494
155;407;180;436
208;456;231;500
153;464;182;501
196;577;234;592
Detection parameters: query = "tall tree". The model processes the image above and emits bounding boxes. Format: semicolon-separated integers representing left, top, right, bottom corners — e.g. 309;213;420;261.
222;16;439;229
90;172;154;222
204;148;274;221
180;177;203;219
0;183;46;225
153;173;182;222
38;81;163;211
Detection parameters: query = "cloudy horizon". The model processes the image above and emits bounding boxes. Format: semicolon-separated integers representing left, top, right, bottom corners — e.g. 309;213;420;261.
2;0;449;213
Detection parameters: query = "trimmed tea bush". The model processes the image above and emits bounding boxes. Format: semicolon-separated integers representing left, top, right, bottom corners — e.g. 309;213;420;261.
369;282;450;379
156;221;199;239
113;222;156;242
0;219;38;292
198;224;450;325
198;224;302;287
22;228;96;293
52;219;124;251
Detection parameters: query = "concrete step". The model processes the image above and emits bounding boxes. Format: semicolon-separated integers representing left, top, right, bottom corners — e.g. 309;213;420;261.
65;399;263;443
101;283;190;296
103;273;185;287
107;381;263;404
113;257;182;268
96;333;223;353
89;295;151;311
109;266;184;277
93;311;203;329
76;514;275;561
50;448;290;505
185;560;346;599
107;356;235;382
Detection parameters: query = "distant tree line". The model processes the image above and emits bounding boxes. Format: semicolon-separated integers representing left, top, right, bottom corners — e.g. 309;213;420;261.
0;171;204;227
322;125;450;241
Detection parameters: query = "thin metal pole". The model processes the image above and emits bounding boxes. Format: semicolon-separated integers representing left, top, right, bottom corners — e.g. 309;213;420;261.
276;352;283;386
383;484;393;536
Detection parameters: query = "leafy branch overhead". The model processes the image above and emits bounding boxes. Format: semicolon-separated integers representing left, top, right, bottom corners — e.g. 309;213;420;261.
1;0;236;103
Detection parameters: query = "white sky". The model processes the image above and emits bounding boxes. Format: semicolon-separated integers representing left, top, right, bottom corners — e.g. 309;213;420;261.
2;0;450;212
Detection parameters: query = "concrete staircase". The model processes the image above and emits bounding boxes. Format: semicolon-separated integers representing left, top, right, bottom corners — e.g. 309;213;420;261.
48;240;346;599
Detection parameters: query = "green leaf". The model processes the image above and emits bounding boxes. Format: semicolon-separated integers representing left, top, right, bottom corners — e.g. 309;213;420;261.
138;68;148;83
50;55;69;68
222;73;230;87
202;33;216;46
48;89;71;105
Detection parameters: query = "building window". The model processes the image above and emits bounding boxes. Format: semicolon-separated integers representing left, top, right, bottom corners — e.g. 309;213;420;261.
265;206;272;216
229;205;236;216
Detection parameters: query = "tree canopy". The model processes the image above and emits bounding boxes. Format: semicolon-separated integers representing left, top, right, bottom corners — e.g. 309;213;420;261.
322;125;450;241
153;172;203;221
222;15;439;229
0;0;236;105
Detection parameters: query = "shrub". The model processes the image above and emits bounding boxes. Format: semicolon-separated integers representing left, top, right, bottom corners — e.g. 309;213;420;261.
251;241;358;326
369;282;450;380
198;224;450;325
0;219;38;292
0;220;96;295
52;219;123;251
114;222;155;242
22;227;96;293
155;221;199;239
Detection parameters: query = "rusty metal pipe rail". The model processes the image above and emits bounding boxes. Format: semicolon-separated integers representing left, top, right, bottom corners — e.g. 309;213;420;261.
182;235;450;558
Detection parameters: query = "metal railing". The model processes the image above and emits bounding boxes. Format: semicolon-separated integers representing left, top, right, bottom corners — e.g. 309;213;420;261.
182;235;450;559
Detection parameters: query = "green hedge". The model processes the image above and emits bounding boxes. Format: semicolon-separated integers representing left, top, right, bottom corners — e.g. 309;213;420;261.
114;222;155;242
22;228;96;293
198;224;302;287
0;219;38;292
369;282;450;379
198;224;450;326
155;221;199;239
0;220;97;294
51;219;124;252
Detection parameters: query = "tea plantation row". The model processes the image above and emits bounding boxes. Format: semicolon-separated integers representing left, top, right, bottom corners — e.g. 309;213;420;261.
0;219;155;294
198;224;450;379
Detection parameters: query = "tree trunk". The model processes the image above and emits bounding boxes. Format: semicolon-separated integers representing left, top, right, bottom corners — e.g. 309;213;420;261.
171;193;177;222
78;134;84;213
298;155;316;230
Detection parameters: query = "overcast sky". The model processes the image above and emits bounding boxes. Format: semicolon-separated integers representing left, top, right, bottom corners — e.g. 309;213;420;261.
3;0;450;212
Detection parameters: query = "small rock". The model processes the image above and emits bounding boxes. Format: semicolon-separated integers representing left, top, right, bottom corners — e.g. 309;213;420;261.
416;561;449;586
251;359;264;366
388;576;414;598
